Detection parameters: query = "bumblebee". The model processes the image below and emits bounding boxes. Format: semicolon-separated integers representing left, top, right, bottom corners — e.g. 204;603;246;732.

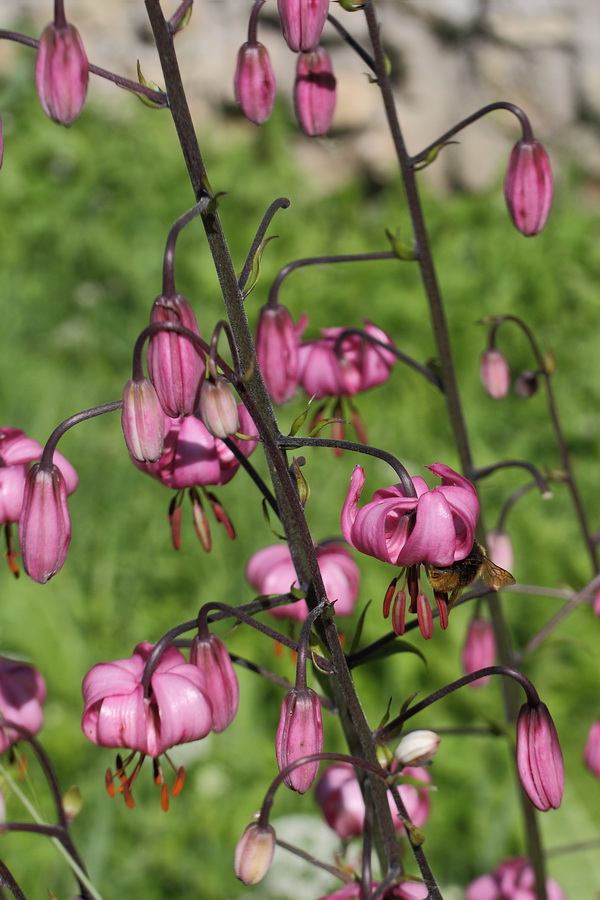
425;541;515;609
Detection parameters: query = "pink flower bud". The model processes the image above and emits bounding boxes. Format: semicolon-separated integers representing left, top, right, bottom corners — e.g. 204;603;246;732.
0;658;47;752
198;376;240;439
294;47;336;138
516;702;564;811
276;687;323;793
480;348;510;399
583;721;600;779
504;138;553;236
255;304;301;404
394;730;440;767
277;0;329;52
35;21;89;126
147;293;204;418
593;588;600;618
234;42;276;125
190;633;239;733
461;616;496;687
486;529;514;572
19;463;71;583
121;377;165;462
234;821;276;885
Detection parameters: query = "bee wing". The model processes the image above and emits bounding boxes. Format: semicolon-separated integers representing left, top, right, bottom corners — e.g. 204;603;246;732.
479;556;515;590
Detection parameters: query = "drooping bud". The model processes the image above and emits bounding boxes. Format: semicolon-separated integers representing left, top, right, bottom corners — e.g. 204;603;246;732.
147;293;204;417
255;303;301;404
461;616;496;687
480;348;510;399
121;377;165;462
234;42;276;125
276;687;323;793
35;21;89;126
190;632;239;733
486;530;514;573
516;701;564;811
19;463;71;583
277;0;329;52
198;376;240;439
583;721;600;779
504;138;553;237
514;370;539;398
394;730;440;767
294;47;336;138
234;821;276;885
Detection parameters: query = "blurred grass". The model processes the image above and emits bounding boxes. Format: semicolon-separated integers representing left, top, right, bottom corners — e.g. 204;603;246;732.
1;49;600;900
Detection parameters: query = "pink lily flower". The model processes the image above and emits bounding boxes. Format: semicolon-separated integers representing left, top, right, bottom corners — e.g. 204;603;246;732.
35;18;89;126
277;0;329;53
583;721;600;779
318;881;428;900
516;701;564;811
341;463;479;569
504;138;553;237
466;857;566;900
461;616;496;687
246;541;359;621
0;657;47;752
255;304;303;405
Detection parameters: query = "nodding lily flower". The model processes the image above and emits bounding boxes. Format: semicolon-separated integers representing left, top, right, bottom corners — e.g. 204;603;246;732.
504;138;553;237
0;658;47;752
466;857;566;900
294;47;336;137
583;721;600;779
234;42;276;126
245;541;359;621
318;882;428;900
516;701;564;811
35;17;89;126
277;0;329;52
81;642;213;809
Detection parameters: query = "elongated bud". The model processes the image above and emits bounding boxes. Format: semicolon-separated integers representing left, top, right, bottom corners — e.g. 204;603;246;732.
234;42;276;125
583;722;600;779
504;138;553;236
255;304;300;404
516;701;564;810
461;617;496;687
147;293;204;417
19;464;71;583
276;687;323;793
480;349;510;399
278;0;329;52
294;47;336;138
486;530;514;572
198;376;240;439
35;21;89;126
234;822;276;885
121;377;165;462
394;730;440;767
190;633;239;733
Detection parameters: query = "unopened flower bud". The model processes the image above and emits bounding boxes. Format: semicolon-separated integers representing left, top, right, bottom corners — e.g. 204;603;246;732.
190;632;239;733
294;47;336;138
486;530;514;573
198;376;240;439
516;701;564;811
461;616;496;687
583;721;600;779
234;821;276;885
480;349;510;399
19;463;71;583
234;42;276;125
504;138;553;237
514;370;538;398
256;304;301;404
278;0;329;52
147;293;204;418
121;377;165;462
276;687;323;793
395;730;440;767
35;20;89;126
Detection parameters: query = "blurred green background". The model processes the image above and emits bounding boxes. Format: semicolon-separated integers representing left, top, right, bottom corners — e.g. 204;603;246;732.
1;37;600;900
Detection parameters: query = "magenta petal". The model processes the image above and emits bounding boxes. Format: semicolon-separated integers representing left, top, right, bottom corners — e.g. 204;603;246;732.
83;684;147;751
340;466;364;542
149;668;213;753
397;490;456;566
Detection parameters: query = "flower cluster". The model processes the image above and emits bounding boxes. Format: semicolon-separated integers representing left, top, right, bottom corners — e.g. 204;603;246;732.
466;857;565;900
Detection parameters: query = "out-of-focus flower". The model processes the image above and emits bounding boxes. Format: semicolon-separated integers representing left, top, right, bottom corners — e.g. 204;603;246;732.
480;349;510;399
234;821;276;885
121;377;165;463
315;763;431;840
190;632;239;733
234;42;276;125
255;304;303;404
516;702;564;811
485;530;514;573
466;856;566;900
294;47;336;137
278;0;329;52
583;721;600;779
461;616;496;687
514;370;539;398
394;730;440;767
298;321;395;400
198;376;240;439
147;293;204;418
0;116;3;169
0;658;47;752
593;588;600;618
276;687;323;793
246;541;359;621
318;881;428;900
504;138;553;237
35;18;89;126
19;464;71;584
341;464;479;569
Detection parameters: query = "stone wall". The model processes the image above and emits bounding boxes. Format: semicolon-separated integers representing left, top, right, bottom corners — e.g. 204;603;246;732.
1;0;598;190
